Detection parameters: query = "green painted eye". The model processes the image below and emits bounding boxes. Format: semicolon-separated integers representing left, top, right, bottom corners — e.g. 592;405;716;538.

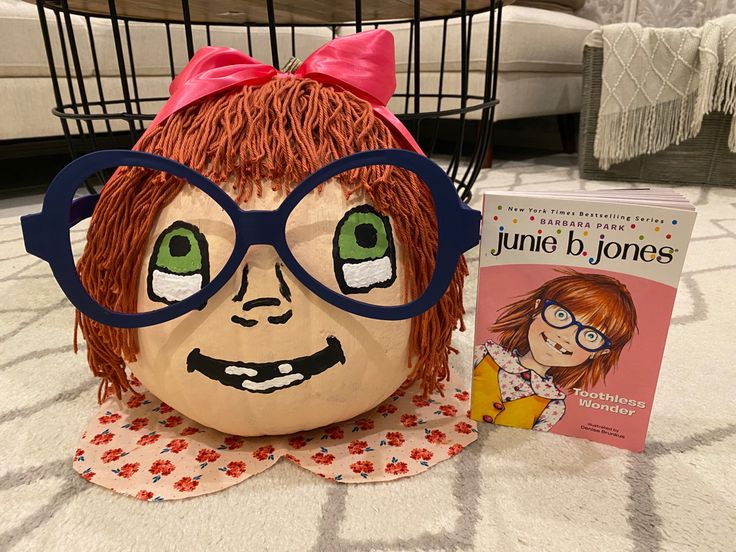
155;226;204;274
148;221;210;304
333;205;396;294
337;210;390;261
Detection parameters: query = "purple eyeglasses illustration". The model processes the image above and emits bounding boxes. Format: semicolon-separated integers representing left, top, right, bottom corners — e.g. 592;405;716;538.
541;299;613;352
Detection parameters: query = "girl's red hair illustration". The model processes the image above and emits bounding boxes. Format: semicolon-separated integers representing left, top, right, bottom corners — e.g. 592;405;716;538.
489;269;637;391
75;77;468;402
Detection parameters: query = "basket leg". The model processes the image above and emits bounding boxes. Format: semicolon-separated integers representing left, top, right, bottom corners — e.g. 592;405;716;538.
557;113;578;154
482;142;493;168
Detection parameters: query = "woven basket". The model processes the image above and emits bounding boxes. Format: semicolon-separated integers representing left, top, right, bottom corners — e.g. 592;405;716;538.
579;45;736;186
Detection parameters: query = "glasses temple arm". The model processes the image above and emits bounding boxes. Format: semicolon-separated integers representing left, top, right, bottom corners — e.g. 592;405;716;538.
458;202;482;252
70;193;100;227
21;193;100;262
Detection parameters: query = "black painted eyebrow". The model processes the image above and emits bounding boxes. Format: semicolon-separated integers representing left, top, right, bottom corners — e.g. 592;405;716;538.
275;263;292;302
232;264;249;302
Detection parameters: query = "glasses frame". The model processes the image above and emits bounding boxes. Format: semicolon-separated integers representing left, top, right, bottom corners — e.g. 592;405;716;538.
540;299;612;353
21;148;481;328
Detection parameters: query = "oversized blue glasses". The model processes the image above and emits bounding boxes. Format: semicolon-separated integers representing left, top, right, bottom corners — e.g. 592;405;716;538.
541;300;612;352
21;148;480;328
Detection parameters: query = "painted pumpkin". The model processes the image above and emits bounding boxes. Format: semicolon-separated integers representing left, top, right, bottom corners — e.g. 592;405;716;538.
74;31;467;436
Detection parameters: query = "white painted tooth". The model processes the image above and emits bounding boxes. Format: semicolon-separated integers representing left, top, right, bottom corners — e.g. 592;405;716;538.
225;366;258;377
241;373;304;391
278;363;293;374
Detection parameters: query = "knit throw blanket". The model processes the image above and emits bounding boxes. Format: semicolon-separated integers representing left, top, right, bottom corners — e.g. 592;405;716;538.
595;15;736;170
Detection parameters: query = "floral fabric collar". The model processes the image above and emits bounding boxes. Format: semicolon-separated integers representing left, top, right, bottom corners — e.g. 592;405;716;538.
73;373;477;501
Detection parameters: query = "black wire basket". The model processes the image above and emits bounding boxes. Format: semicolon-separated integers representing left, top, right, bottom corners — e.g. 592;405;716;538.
34;0;503;200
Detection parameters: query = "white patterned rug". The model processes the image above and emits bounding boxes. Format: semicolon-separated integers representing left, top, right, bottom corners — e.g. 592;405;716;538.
1;154;734;551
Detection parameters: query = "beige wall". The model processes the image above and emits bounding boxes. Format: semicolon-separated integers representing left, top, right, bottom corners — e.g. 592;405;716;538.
576;0;735;26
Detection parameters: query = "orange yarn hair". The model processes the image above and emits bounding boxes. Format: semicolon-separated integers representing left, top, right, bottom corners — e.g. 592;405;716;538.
489;269;637;391
75;77;468;402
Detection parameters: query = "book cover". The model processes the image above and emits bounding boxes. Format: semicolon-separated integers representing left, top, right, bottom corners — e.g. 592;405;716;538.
471;191;696;451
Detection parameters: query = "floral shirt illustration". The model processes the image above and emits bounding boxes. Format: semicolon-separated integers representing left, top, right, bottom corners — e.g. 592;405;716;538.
473;340;566;431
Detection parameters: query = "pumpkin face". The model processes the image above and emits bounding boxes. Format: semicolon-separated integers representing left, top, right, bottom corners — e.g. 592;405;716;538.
131;180;412;436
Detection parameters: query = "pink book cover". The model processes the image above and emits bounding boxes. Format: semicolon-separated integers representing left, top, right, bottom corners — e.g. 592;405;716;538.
471;192;696;451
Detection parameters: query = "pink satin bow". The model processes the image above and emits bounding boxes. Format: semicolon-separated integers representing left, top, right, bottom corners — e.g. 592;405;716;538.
148;29;422;154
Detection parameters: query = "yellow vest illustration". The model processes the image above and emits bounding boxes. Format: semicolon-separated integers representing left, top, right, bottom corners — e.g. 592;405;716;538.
470;353;552;429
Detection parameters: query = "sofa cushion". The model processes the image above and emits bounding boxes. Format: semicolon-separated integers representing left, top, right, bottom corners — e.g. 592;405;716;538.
0;0;94;77
368;5;597;74
89;21;334;77
499;6;597;72
0;0;332;79
515;0;585;13
390;70;582;121
1;2;595;79
0;74;171;140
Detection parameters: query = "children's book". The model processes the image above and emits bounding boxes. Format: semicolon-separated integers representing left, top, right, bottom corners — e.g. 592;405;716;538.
471;189;696;451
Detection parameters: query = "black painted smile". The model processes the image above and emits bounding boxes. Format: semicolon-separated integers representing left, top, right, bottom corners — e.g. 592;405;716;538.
186;336;346;394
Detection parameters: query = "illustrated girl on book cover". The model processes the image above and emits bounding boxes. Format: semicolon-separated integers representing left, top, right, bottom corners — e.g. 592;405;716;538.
471;269;637;431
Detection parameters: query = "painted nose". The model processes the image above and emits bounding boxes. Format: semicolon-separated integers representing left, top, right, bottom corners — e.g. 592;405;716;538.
230;260;293;328
558;326;577;346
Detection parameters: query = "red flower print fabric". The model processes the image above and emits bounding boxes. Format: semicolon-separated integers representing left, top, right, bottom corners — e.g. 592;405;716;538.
173;476;199;492
311;452;335;465
195;449;220;464
136;490;154;501
101;448;124;464
116;462;139;479
347;440;368;455
350;460;374;475
149;459;175;476
252;445;275;461
410;448;433;461
165;439;188;454
224;461;247;478
98;413;121;425
129;418;149;431
384;461;409;475
73;375;477;501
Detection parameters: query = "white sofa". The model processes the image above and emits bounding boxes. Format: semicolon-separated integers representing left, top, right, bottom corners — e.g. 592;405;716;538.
0;0;597;144
0;0;334;141
387;5;598;122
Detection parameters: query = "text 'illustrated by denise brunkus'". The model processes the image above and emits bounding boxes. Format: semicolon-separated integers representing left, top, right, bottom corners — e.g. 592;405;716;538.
471;189;696;451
